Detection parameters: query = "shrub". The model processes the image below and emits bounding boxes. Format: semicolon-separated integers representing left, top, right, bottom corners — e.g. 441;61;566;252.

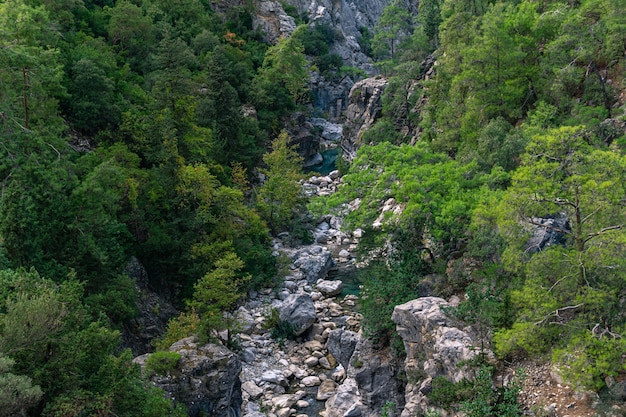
146;351;181;376
264;308;297;343
153;311;200;351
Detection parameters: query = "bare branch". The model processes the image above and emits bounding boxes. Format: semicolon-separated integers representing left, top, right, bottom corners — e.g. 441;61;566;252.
584;225;623;245
592;323;622;339
581;207;601;224
534;303;584;326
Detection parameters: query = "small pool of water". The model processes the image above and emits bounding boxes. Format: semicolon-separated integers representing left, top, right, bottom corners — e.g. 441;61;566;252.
305;148;339;176
327;266;361;297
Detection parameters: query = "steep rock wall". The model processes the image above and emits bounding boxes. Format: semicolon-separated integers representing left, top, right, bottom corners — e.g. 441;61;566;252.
392;297;495;417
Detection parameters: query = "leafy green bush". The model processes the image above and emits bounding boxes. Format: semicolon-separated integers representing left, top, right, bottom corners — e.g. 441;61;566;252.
429;376;474;410
146;351;181;376
264;308;297;343
460;366;524;417
153;311;200;351
430;367;524;417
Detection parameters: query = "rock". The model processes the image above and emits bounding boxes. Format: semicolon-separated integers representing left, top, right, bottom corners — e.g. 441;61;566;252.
332;365;346;382
319;356;333;370
392;297;494;416
326;329;359;369
338;249;351;259
293;246;334;283
253;0;297;44
341;77;388;162
275;407;292;417
317;280;344;297
147;337;242;417
296;400;310;409
278;293;317;336
393;297;487;381
324;378;364;417
304;340;324;351
272;394;298;409
317;379;338;401
121;257;178;355
304;356;319;368
526;214;570;254
302;376;322;387
242;380;264;400
262;370;289;387
310;118;343;142
237;307;256;334
241;347;256;363
610;380;626;401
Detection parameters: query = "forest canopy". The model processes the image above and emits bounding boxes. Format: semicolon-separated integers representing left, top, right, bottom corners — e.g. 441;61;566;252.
0;0;625;414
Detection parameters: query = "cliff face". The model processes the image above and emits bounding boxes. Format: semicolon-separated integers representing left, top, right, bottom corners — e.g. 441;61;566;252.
285;0;388;71
341;77;388;161
251;0;390;123
392;297;494;417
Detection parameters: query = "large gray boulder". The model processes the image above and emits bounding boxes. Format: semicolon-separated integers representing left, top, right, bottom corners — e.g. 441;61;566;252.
292;245;334;283
326;329;359;369
317;279;344;297
143;337;242;417
278;293;317;336
325;332;405;417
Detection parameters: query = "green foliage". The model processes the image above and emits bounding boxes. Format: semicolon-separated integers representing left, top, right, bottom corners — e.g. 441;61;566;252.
372;0;412;61
146;351;181;376
430;367;524;416
190;252;251;343
0;354;43;417
264;308;297;344
381;401;396;417
0;267;182;417
358;249;431;347
256;130;306;234
494;127;626;389
429;376;474;409
153;311;201;351
460;366;524;417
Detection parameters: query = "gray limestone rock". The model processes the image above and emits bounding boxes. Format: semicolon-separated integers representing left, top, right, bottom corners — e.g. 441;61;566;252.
144;337;242;417
392;297;495;417
341;77;388;162
278;293;317;336
316;280;344;297
326;329;359;369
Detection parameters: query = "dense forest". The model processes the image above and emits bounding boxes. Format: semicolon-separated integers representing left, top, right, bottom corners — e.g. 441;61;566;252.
0;0;625;415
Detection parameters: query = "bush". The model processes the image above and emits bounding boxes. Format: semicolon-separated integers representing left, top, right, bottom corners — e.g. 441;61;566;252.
429;376;474;410
146;351;181;376
153;311;200;351
264;308;297;343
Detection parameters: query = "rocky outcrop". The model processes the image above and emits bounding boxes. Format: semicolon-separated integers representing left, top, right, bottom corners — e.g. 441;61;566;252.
253;0;297;43
526;214;570;254
286;0;388;71
341;77;388;162
122;257;178;355
288;244;335;283
136;337;242;417
392;297;494;417
326;329;359;369
310;73;356;123
323;333;405;417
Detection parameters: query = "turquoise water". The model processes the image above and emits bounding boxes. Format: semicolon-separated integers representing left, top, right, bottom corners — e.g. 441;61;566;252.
327;266;361;297
305;148;339;176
